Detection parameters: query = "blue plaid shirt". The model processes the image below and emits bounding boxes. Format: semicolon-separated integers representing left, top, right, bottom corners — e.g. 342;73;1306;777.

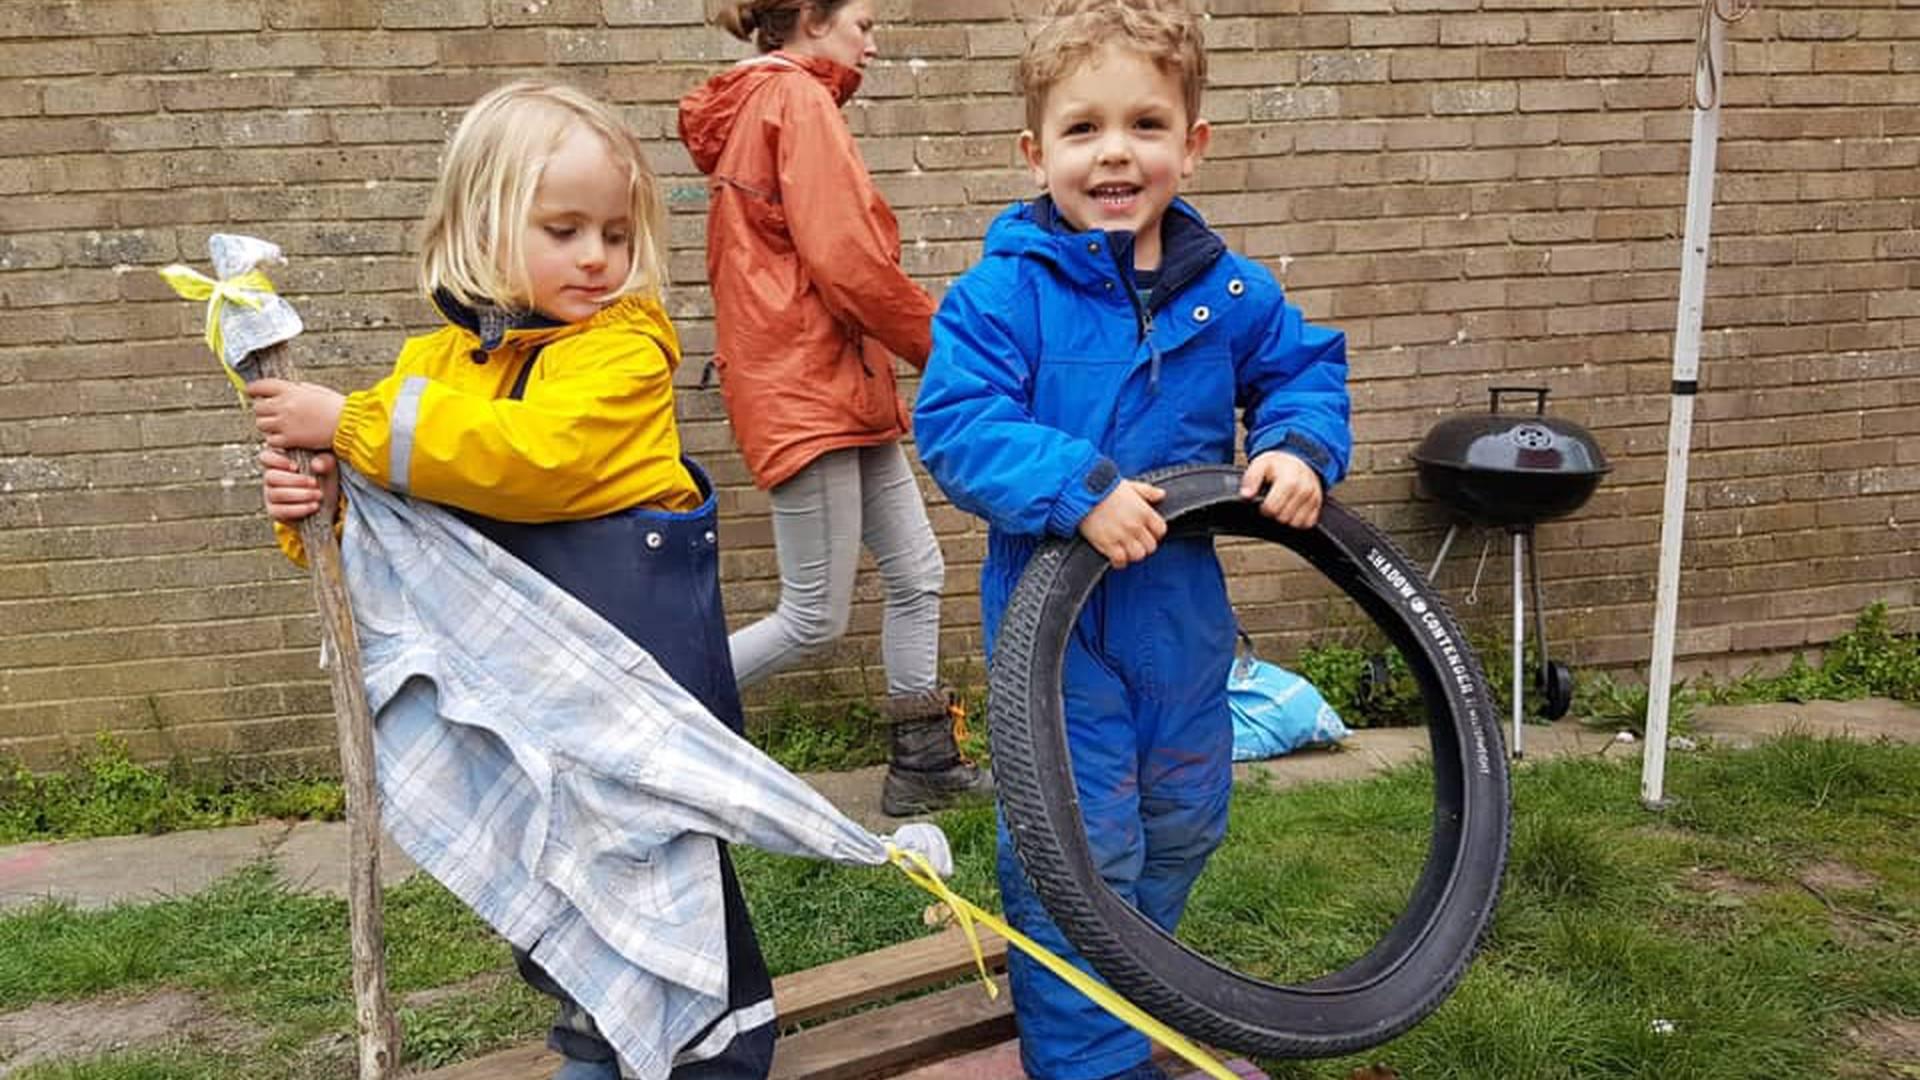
339;469;896;1079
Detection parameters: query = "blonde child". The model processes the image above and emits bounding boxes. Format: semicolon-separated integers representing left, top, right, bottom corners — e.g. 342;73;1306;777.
251;81;775;1080
914;3;1352;1078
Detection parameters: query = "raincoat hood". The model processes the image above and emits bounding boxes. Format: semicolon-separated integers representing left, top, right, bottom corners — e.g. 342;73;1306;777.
680;51;863;175
427;288;684;372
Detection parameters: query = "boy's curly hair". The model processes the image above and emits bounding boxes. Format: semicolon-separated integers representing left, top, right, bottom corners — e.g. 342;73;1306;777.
1016;0;1207;134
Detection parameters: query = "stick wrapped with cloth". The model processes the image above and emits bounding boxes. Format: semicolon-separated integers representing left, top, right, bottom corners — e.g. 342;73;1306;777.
158;234;305;400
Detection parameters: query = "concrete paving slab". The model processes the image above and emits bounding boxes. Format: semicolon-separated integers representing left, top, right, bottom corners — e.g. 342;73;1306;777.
1691;697;1920;747
0;822;290;912
273;821;417;896
802;764;893;834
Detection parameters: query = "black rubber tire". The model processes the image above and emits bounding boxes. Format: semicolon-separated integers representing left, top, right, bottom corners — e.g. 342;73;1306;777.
1539;659;1574;721
989;465;1510;1059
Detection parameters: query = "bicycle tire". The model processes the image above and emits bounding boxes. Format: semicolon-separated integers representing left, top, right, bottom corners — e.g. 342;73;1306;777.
990;464;1510;1058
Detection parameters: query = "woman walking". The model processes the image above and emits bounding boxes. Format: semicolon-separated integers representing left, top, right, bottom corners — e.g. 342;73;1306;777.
679;0;989;815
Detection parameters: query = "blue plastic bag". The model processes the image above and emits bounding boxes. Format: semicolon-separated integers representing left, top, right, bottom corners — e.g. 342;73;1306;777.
1228;633;1350;762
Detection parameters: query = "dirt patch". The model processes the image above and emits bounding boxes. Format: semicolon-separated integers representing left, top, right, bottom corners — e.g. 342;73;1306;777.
1794;862;1907;950
1679;865;1774;901
1846;1013;1920;1078
1801;860;1879;894
0;989;257;1076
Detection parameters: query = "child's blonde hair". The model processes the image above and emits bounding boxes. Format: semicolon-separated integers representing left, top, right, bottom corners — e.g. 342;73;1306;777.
708;0;858;53
1017;0;1207;135
419;80;668;313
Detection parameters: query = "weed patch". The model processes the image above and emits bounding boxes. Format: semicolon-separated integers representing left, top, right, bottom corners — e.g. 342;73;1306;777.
0;737;342;845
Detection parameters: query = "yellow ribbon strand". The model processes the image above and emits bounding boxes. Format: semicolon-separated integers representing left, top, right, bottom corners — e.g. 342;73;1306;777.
886;845;1239;1080
157;264;280;400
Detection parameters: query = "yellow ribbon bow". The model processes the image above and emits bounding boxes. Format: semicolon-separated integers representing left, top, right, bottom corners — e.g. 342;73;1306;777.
157;264;280;400
887;844;1239;1080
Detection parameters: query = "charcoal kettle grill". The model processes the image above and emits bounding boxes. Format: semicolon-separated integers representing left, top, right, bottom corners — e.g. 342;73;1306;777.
1409;387;1610;757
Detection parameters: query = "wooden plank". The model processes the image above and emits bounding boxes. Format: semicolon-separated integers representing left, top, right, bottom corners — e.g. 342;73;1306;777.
418;1042;556;1080
416;928;1009;1080
775;927;1008;1028
889;1037;1276;1080
769;976;1013;1080
422;980;1011;1080
888;1035;1025;1080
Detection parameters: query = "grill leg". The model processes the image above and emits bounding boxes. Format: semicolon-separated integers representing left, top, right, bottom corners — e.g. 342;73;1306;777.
1527;527;1550;686
1428;523;1460;582
1511;530;1526;760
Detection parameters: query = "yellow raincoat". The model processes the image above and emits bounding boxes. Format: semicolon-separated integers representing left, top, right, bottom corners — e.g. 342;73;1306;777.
277;292;699;564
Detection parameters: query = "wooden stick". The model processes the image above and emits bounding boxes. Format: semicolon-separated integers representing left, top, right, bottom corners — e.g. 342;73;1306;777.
246;341;399;1079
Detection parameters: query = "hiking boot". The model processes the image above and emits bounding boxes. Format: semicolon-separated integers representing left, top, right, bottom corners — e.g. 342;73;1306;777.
882;689;993;817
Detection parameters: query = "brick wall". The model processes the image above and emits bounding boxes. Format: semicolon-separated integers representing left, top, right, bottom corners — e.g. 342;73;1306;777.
2;0;1916;769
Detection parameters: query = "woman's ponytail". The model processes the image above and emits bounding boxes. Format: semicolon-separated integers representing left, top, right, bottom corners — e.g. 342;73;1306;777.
707;0;851;53
709;0;759;44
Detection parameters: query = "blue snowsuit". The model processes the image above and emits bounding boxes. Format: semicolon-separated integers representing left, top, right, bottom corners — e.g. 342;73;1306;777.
914;198;1350;1080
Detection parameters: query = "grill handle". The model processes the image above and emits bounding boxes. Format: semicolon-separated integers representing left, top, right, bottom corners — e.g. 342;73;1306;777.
1488;386;1550;415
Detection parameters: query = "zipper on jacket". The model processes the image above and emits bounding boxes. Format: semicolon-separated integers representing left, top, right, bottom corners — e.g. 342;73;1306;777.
1112;244;1163;396
1142;311;1163;395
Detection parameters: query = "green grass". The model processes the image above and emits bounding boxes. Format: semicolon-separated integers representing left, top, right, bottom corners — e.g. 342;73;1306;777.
4;733;1917;1078
1237;735;1920;1079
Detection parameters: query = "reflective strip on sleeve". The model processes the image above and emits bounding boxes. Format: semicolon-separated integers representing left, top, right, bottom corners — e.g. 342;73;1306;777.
390;375;429;495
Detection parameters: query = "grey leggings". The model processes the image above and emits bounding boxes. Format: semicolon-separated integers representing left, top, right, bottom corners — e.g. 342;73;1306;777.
728;443;946;698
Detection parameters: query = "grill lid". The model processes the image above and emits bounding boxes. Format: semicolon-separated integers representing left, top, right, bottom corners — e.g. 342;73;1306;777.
1409;386;1610;527
1410;387;1610;477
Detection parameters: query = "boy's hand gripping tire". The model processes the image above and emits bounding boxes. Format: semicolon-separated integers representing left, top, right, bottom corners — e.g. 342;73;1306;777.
990;465;1510;1058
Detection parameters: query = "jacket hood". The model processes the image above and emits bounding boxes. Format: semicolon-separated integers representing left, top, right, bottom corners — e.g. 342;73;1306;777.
679;51;863;175
431;289;682;371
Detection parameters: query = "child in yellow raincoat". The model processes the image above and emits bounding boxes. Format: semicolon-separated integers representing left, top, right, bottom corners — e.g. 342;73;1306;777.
248;80;778;1080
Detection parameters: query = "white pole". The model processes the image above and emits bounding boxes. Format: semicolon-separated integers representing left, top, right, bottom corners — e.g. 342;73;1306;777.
1643;5;1735;808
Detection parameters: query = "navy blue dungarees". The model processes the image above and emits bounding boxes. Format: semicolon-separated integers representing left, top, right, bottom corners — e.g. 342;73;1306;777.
461;359;777;1080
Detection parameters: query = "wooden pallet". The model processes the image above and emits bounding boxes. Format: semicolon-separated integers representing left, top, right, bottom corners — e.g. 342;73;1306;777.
419;926;1013;1080
415;925;1272;1080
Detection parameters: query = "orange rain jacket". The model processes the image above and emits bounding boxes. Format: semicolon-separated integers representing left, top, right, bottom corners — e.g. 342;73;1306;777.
679;52;936;491
276;293;699;565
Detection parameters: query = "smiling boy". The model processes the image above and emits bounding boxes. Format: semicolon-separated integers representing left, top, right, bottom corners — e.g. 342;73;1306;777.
912;2;1352;1078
